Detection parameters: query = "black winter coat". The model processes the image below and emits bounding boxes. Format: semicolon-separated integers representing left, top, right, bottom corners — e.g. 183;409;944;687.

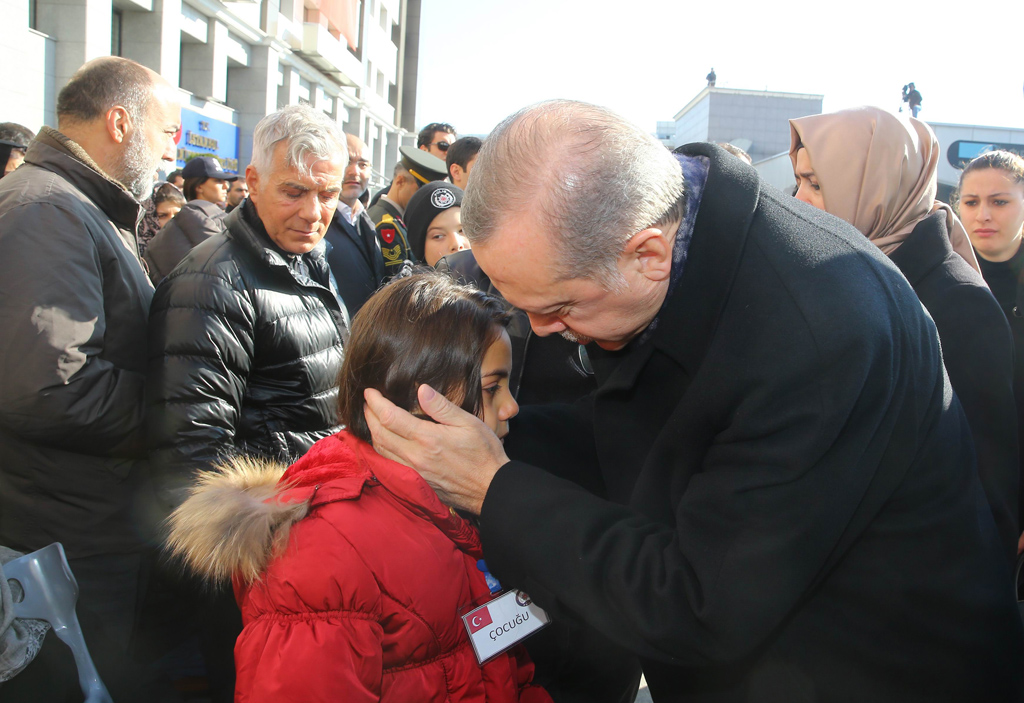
147;200;347;508
888;211;1018;562
483;145;1023;701
977;242;1024;534
0;128;153;557
144;198;227;284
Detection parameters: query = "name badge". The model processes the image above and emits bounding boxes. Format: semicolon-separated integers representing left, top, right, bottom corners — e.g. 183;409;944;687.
462;590;550;665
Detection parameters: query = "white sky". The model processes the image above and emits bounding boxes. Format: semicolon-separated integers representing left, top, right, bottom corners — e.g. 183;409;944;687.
415;0;1024;137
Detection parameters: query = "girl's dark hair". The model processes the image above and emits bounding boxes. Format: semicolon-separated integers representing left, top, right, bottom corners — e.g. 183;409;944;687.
337;271;511;443
183;176;210;201
153;182;186;208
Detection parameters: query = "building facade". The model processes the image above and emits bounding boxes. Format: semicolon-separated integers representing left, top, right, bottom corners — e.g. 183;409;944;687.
656;87;823;164
1;0;421;184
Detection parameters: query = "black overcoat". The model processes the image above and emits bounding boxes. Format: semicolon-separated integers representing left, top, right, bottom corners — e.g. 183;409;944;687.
889;211;1018;563
481;144;1024;701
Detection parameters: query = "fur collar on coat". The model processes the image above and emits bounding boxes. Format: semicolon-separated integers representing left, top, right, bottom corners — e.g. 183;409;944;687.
165;430;481;585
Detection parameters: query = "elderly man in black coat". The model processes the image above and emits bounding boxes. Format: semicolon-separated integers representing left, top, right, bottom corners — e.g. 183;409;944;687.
363;100;1024;701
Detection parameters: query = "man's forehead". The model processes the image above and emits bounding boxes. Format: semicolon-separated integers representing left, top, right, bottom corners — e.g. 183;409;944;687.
474;232;564;307
346;134;370;159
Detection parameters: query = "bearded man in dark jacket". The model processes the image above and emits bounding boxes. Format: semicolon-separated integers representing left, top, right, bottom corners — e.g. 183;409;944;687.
0;57;180;692
146;105;349;511
364;101;1024;701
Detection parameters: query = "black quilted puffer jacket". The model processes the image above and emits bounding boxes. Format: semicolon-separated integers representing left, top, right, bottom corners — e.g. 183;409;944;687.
146;199;348;509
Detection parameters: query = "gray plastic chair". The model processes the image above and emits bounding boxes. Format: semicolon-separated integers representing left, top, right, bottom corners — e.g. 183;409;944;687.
4;543;113;703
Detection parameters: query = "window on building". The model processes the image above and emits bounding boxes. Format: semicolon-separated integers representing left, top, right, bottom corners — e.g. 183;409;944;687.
28;0;37;29
379;5;387;30
111;10;123;56
376;69;386;99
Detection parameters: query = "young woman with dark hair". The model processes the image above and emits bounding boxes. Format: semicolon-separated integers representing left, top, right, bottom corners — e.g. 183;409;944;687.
137;181;186;256
165;272;550;703
958;150;1024;551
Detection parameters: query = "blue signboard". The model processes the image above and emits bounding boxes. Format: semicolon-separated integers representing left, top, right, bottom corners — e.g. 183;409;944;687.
175;108;240;174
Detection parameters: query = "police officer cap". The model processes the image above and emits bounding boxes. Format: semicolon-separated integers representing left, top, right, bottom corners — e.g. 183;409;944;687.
399;146;448;185
181;156;239;181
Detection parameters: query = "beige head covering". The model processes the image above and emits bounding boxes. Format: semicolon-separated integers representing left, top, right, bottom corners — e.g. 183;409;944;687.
789;106;980;274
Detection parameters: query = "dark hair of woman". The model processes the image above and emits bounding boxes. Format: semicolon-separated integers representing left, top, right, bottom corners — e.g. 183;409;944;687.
954;150;1024;212
337;271;510;444
153;181;186;208
182;176;207;201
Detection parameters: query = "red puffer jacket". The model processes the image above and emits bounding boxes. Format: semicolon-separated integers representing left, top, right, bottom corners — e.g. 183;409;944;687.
166;430;552;703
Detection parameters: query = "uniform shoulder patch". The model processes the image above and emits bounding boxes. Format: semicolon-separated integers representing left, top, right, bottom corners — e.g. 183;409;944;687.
379;227;396;244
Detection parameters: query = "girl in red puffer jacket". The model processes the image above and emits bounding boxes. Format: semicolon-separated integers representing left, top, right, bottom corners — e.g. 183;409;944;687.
166;272;552;703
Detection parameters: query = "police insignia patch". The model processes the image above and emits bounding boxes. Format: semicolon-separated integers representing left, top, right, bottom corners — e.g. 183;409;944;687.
380;227;396;244
382;245;402;262
430;188;456;209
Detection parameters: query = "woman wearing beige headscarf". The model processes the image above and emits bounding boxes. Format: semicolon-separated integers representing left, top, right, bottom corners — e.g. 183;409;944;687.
789;106;1020;565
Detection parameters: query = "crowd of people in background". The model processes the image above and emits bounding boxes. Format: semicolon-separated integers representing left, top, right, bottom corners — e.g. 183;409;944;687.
1;54;1024;702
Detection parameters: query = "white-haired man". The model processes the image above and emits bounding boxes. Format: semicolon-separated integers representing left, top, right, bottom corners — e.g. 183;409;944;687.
364;101;1024;700
147;105;349;508
144;107;351;697
0;57;179;691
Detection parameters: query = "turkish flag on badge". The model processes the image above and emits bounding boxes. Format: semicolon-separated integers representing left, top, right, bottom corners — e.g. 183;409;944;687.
381;227;396;244
466;605;493;634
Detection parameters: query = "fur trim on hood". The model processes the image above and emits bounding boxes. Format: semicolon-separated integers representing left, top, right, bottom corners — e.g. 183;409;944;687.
165;455;308;585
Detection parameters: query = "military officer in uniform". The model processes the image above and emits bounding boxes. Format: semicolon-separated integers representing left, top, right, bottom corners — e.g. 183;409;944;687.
367;146;448;273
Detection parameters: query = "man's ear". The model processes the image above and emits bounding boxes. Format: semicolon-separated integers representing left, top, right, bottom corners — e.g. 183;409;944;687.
105;106;132;144
625;227;674;283
449;163;464;185
245;164;260;204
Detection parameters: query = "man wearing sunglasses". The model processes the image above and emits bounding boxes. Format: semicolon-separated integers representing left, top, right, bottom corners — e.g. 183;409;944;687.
417;122;457;160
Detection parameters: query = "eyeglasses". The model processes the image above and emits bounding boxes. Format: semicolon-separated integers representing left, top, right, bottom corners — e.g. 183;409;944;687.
431;141;452;152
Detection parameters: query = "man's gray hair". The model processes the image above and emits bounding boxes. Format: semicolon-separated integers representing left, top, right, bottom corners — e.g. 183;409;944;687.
250;105;346;178
463;100;686;287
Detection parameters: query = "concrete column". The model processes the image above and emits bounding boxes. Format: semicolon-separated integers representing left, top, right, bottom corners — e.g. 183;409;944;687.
180;19;229;102
0;0;58;129
35;0;112;90
276;65;300;110
120;0;181;86
342;103;363;138
383;127;399;176
228;44;280;168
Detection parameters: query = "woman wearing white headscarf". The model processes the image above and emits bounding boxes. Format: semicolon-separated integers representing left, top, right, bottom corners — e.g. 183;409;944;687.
789;107;1019;564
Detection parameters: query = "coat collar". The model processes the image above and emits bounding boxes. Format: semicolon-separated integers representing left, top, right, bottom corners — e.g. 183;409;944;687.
24;127;143;233
653;143;761;377
229;199;334;287
279;432;482;556
188;198;228;219
593;144;761;393
886;211;950;287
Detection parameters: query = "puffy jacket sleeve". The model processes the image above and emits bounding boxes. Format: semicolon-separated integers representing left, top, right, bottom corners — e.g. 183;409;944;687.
0;201;148;456
146;262;255;507
233;515;384;703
